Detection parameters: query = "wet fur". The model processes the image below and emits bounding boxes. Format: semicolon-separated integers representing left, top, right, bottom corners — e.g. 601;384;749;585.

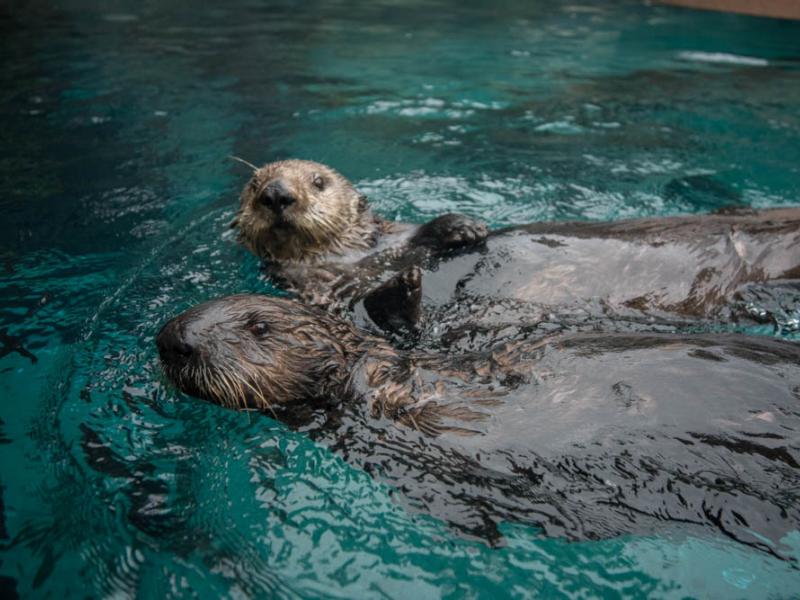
158;295;519;434
159;296;360;412
232;161;800;335
234;160;394;264
157;295;800;555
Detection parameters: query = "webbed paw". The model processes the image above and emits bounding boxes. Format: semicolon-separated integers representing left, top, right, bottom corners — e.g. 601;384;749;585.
412;213;489;251
362;266;422;336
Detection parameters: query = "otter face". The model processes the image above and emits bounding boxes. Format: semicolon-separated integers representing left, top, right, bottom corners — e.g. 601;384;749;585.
156;295;353;411
234;160;368;263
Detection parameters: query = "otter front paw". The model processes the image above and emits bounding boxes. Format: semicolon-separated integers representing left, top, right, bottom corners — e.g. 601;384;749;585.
362;266;422;336
412;213;489;251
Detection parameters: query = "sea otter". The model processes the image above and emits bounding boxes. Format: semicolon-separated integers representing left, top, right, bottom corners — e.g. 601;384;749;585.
157;294;800;557
232;158;487;264
232;160;800;339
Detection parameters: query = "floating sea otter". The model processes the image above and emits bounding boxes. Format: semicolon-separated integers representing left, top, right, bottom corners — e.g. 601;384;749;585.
231;160;800;338
157;294;800;557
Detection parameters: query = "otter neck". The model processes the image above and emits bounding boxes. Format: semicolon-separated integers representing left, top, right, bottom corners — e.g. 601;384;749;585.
325;209;389;261
273;210;392;266
335;334;410;399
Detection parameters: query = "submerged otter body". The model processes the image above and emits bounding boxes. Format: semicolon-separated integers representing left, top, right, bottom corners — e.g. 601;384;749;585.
233;160;800;339
157;295;800;557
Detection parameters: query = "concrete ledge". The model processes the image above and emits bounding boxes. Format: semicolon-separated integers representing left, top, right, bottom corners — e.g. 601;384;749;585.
658;0;800;20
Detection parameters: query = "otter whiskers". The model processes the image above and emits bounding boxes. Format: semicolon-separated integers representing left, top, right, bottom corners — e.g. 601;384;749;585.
228;156;259;172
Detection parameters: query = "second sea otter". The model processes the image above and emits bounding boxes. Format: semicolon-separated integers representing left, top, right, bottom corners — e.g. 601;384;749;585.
156;294;800;555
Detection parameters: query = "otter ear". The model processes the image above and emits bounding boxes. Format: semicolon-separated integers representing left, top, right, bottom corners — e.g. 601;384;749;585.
362;266;422;336
357;194;369;213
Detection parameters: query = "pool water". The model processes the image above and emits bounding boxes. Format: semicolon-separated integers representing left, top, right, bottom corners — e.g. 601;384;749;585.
1;0;800;597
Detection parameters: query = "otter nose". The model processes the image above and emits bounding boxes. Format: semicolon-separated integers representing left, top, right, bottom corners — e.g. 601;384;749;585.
259;180;295;213
156;320;195;367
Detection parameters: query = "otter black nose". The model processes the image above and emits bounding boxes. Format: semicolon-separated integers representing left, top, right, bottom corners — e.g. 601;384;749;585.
156;321;195;366
259;180;295;213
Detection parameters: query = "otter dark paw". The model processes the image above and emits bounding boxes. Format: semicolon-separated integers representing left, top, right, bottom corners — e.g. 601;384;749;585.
362;266;422;336
412;213;489;251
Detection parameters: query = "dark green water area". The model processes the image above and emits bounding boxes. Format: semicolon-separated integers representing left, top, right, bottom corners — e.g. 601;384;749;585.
1;1;800;597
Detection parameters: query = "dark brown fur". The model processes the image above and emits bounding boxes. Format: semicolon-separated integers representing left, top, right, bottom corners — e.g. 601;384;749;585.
156;295;800;554
156;295;800;441
156;294;494;433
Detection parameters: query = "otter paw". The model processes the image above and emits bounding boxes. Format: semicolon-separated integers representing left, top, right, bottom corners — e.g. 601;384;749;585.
413;213;489;251
362;266;422;336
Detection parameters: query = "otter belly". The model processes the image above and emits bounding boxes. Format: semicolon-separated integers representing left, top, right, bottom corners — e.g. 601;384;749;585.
436;334;800;552
411;214;800;333
292;208;800;338
451;232;703;308
157;295;800;554
456;335;800;453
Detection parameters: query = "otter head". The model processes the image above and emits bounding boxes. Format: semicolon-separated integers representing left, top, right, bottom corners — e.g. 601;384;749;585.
233;160;376;264
156;294;361;411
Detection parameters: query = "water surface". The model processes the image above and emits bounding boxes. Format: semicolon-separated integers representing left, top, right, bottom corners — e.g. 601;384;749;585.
1;1;800;597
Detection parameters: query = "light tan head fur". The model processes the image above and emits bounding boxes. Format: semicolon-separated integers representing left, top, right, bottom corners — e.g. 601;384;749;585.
233;160;380;264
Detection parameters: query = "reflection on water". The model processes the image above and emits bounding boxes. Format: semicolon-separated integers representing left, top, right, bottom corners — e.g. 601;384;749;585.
1;0;799;597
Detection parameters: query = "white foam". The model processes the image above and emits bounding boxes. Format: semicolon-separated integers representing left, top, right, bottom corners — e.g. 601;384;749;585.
678;51;768;66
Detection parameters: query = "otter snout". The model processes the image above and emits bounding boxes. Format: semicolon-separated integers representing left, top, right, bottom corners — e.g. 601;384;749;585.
258;179;296;213
156;318;196;368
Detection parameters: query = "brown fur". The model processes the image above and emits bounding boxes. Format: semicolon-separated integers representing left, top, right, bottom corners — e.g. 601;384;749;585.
233;160;392;264
232;161;800;332
157;296;351;411
157;295;800;442
157;295;505;434
155;295;800;553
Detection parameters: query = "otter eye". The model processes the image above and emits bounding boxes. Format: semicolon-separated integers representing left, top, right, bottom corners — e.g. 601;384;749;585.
249;322;270;337
312;174;325;190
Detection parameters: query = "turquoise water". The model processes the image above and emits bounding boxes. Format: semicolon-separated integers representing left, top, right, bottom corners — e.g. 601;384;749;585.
1;0;800;597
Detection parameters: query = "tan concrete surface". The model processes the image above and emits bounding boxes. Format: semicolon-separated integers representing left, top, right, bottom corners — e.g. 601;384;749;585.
658;0;800;20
